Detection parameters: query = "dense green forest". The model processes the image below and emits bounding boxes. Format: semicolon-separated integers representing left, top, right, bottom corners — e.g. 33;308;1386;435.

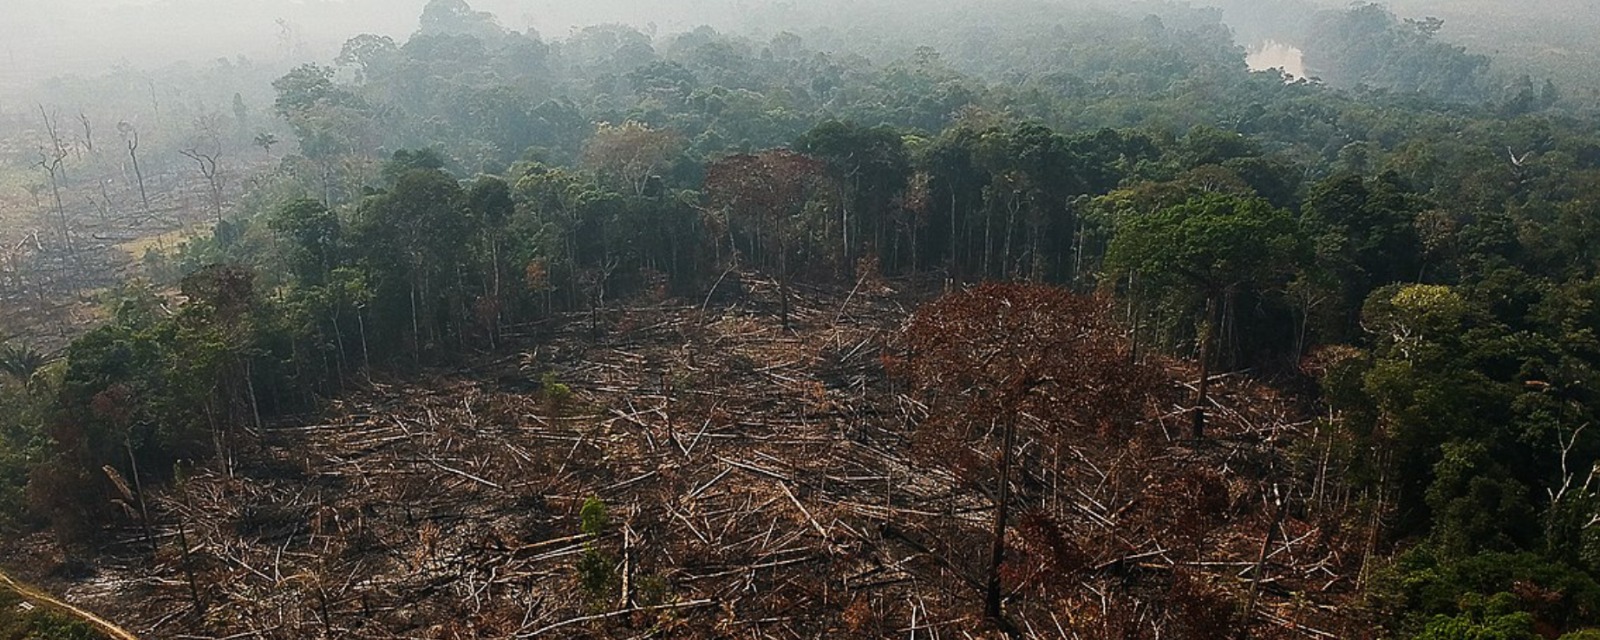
6;0;1600;637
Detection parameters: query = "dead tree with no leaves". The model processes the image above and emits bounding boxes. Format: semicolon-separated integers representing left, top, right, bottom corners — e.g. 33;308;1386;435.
118;121;150;212
181;117;227;224
35;107;76;266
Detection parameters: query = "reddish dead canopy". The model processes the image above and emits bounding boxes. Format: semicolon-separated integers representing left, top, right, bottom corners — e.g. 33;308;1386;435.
703;149;829;217
894;282;1160;466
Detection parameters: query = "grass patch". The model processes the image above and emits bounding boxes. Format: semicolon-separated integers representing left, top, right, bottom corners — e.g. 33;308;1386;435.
0;166;42;231
116;227;202;260
0;584;107;640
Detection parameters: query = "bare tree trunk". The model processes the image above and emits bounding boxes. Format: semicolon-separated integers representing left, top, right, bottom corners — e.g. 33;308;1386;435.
180;148;224;224
1193;294;1218;439
1242;487;1290;637
330;311;347;384
38;105;69;182
244;360;263;430
1073;215;1086;289
982;202;994;279
410;277;421;357
357;307;371;381
122;126;150;211
77;112;95;154
1002;197;1018;279
175;481;203;612
840;183;852;278
949;191;958;278
491;237;502;349
125;440;156;554
985;414;1019;621
778;240;791;330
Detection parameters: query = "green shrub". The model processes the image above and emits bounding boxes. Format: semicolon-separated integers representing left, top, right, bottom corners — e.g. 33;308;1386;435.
1374;548;1600;636
0;586;105;640
540;372;573;412
576;497;614;601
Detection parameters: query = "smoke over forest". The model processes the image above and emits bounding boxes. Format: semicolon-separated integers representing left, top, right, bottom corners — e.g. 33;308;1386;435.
6;0;1597;93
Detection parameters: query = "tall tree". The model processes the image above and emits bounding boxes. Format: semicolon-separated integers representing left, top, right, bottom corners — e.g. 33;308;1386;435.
704;149;829;328
1107;193;1306;437
582;122;684;197
795;121;910;275
895;283;1158;626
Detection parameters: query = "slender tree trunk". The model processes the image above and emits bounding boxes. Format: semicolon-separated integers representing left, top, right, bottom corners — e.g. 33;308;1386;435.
212;179;223;225
778;240;791;331
985;414;1019;621
1193;294;1218;439
245;360;263;430
1128;272;1141;365
125;440;155;554
357;308;371;381
410;278;421;357
1242;487;1290;637
491;238;503;349
983;202;994;278
1028;217;1042;282
949;191;958;278
840;184;851;277
129;144;149;212
331;311;347;384
910;221;919;275
46;170;73;261
1073;216;1086;289
206;401;227;477
175;493;202;611
1003;198;1018;279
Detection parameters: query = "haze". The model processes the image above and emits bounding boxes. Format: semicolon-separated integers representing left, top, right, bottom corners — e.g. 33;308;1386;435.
7;0;1594;90
0;0;1583;80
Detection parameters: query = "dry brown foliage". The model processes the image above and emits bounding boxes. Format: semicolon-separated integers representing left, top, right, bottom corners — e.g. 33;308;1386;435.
18;274;1376;639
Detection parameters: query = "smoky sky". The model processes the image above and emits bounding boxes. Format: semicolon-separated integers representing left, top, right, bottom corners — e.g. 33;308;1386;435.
1;0;1592;93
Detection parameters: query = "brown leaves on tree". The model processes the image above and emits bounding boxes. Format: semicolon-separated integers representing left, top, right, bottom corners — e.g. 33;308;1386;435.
887;283;1363;638
892;282;1167;624
894;282;1161;468
703;149;829;269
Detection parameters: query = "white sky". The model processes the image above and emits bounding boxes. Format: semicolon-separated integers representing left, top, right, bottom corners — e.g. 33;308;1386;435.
0;0;1590;90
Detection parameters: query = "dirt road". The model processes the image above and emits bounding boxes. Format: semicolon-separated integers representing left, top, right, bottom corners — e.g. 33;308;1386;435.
0;568;140;640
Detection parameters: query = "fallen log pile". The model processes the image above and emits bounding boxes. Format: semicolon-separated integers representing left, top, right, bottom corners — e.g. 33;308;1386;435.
72;275;1376;639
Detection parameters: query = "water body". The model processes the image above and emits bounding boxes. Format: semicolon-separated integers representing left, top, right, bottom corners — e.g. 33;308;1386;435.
1246;40;1306;80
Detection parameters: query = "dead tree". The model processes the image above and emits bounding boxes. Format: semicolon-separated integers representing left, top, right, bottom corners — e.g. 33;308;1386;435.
893;283;1159;628
118;122;150;212
180;147;225;224
182;116;227;224
34;118;76;266
704;150;831;330
78;112;95;155
35;150;68;243
37;105;69;182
